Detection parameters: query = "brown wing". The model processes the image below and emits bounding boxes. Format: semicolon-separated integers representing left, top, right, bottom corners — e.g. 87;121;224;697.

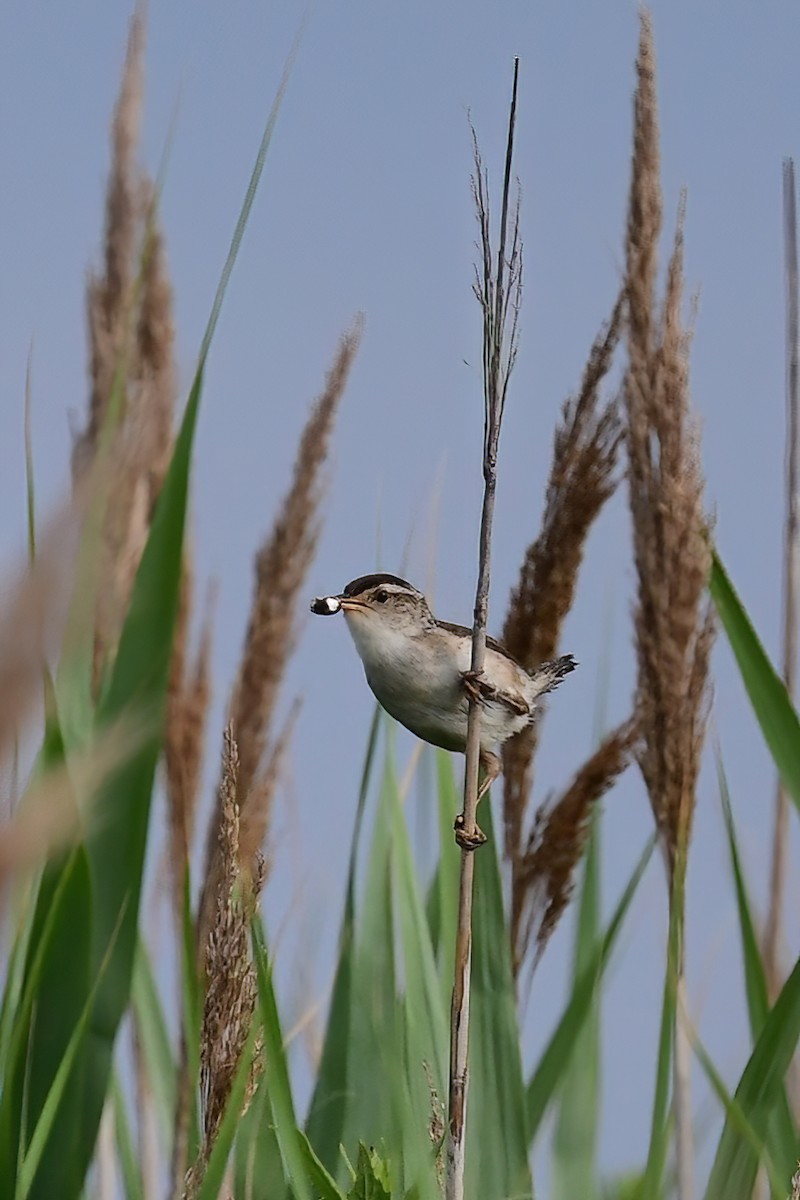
434;619;530;672
435;619;531;716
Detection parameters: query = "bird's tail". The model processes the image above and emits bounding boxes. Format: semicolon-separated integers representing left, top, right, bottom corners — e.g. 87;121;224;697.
527;653;577;700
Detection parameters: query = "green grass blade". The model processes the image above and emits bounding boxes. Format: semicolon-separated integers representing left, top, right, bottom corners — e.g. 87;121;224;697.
306;706;381;1169
704;942;800;1195
710;551;800;811
527;835;656;1143
553;817;602;1200
251;919;313;1200
72;366;201;1189
16;899;126;1200
692;1035;785;1198
426;751;460;1002
716;756;770;1034
111;1074;143;1200
0;846;92;1200
296;1132;347;1200
131;938;177;1146
0;892;37;1069
467;800;533;1200
716;756;797;1192
389;767;448;1093
640;859;685;1200
233;1075;285;1200
388;757;449;1197
335;740;400;1175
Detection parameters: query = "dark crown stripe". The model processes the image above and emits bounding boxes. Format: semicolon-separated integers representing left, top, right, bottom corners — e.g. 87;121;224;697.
342;573;416;597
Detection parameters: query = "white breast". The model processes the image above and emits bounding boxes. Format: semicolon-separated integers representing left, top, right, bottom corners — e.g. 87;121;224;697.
342;611;530;753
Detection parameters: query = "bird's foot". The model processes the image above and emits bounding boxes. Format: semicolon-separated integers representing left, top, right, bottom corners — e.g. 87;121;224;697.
461;669;497;706
454;812;488;851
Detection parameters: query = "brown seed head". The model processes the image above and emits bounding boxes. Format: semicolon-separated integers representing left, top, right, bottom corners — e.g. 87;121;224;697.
501;297;623;870
623;13;714;875
514;718;637;971
191;728;264;1189
197;325;361;951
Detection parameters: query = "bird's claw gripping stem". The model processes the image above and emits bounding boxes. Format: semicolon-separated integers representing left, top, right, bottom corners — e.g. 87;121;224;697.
454;813;488;851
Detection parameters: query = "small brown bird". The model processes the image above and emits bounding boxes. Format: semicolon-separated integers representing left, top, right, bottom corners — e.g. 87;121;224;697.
312;573;575;846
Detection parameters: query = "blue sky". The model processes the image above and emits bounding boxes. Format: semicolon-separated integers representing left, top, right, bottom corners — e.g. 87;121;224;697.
2;0;800;1188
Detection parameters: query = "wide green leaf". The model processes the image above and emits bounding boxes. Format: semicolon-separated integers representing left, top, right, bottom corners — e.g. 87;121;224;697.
0;845;92;1199
717;755;797;1193
526;836;656;1143
16;903;125;1200
131;938;177;1149
468;799;533;1200
306;706;381;1171
705;951;800;1198
111;1074;143;1200
552;817;602;1200
251;919;313;1200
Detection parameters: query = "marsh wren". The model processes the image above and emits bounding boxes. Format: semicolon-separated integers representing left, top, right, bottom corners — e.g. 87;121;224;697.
311;573;576;848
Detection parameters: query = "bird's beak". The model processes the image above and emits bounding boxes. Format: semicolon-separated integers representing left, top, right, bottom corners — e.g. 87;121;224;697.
337;595;369;612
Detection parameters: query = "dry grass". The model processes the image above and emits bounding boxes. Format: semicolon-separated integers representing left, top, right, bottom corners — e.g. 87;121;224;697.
197;324;361;946
446;70;522;1200
75;11;143;468
165;557;214;924
184;728;264;1199
0;511;78;771
624;13;714;878
501;297;623;882
71;13;179;690
230;324;361;805
513;718;637;971
623;15;714;1197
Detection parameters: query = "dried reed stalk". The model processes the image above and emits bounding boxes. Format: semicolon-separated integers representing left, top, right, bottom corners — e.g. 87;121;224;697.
501;298;623;959
623;15;715;1199
184;728;264;1199
197;325;361;948
446;61;521;1200
513;718;637;972
764;158;799;997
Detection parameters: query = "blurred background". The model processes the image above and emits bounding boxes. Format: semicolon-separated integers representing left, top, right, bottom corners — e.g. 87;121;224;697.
2;0;798;1185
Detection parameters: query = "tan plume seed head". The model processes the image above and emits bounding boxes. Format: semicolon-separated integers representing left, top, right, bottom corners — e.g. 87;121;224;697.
623;11;714;875
501;297;623;917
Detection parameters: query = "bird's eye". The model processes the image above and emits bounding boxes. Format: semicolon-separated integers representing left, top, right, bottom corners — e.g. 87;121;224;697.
376;590;389;604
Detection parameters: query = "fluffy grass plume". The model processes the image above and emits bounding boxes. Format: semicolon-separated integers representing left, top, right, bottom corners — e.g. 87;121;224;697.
165;556;214;923
184;728;264;1199
513;718;637;970
198;324;361;947
624;13;714;877
623;15;714;1198
500;300;622;968
72;13;179;688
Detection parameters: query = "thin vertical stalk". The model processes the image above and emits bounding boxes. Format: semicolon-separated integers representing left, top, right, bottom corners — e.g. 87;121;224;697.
765;158;799;994
446;59;520;1200
672;839;693;1200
